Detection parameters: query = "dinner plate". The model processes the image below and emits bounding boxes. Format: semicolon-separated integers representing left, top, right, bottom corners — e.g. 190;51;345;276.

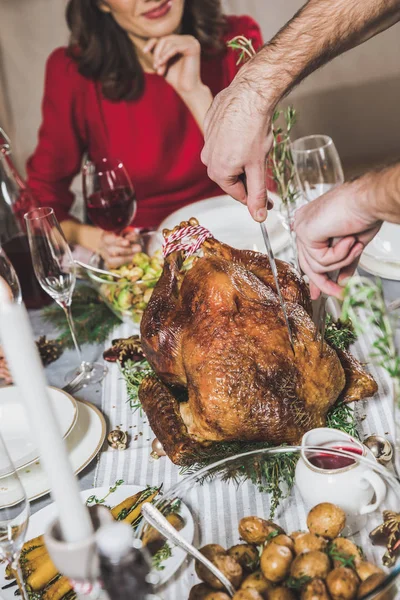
0;485;194;597
16;399;106;502
159;193;291;255
0;386;78;476
359;222;400;280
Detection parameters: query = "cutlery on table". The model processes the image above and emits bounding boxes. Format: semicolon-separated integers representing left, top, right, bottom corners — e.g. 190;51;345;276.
141;503;236;597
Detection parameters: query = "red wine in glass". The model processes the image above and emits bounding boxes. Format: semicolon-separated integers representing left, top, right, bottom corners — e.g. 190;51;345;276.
83;159;136;234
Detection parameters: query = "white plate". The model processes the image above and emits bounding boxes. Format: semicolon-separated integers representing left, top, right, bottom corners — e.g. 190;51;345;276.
0;386;78;476
359;222;400;280
159;193;291;255
17;400;106;502
0;485;194;597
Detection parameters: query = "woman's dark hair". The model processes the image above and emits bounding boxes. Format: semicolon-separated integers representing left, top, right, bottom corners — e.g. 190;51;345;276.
66;0;227;102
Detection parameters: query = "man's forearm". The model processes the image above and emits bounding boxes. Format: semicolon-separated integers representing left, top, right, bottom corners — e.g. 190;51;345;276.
359;163;400;225
244;0;400;106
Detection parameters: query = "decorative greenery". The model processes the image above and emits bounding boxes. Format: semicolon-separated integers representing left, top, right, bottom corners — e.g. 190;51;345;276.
152;543;172;571
324;314;357;351
43;285;119;348
121;359;154;411
86;479;125;507
326;401;359;439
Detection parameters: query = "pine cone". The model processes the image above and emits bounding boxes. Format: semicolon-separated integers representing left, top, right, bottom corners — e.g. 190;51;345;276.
36;336;63;366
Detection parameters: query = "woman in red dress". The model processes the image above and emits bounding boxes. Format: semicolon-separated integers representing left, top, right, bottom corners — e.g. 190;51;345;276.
27;0;263;267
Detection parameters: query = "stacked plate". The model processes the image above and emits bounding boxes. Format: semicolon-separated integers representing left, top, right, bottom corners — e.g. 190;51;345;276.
0;386;106;501
359;222;400;280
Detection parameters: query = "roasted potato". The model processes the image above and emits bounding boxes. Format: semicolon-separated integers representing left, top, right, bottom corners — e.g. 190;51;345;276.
356;561;384;582
331;538;362;568
326;566;359;600
307;503;346;540
239;517;284;545
189;584;215;600
357;573;392;600
294;533;327;555
205;593;231;600
232;590;264;600
301;578;330;600
195;545;243;590
270;534;295;554
260;543;292;583
268;587;296;600
240;570;272;596
228;544;259;572
290;550;330;580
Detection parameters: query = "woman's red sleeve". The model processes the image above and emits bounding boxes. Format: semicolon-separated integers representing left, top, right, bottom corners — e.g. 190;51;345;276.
26;48;86;223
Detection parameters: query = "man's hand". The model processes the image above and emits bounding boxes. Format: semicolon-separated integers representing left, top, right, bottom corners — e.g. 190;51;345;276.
294;178;382;299
201;66;274;222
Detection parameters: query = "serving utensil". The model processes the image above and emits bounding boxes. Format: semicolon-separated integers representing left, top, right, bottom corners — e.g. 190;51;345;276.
314;237;340;356
141;503;236;597
74;260;123;280
259;222;295;352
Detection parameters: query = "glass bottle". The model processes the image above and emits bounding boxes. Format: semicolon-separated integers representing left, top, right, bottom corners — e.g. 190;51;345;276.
0;128;50;308
96;522;158;600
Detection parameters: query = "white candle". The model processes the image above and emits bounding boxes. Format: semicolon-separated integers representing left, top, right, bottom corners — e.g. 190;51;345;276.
0;281;93;543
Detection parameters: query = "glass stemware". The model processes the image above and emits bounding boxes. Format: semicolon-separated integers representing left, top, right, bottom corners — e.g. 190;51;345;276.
291;134;344;203
24;207;106;385
83;158;137;235
0;431;30;600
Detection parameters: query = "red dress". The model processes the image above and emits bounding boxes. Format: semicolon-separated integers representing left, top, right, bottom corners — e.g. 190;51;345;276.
27;15;263;229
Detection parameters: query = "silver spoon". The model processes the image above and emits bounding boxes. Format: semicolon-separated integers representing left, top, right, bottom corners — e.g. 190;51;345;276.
74;259;123;280
141;503;236;597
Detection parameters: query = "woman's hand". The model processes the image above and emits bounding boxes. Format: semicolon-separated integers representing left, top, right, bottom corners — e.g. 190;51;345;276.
144;35;203;96
99;230;142;269
0;347;12;385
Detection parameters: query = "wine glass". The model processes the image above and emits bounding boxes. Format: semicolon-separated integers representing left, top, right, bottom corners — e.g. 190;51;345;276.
24;207;106;385
291;134;344;202
0;245;21;303
83;158;137;235
0;431;30;600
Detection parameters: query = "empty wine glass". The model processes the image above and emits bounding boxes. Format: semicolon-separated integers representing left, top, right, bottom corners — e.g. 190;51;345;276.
291;134;344;202
83;158;137;235
24;207;106;385
0;431;30;600
0;245;21;303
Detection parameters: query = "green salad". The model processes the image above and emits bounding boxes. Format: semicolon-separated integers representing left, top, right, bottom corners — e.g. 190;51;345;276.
100;250;164;323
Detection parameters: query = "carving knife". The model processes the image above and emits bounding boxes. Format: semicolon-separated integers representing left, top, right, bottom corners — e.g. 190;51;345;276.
259;221;295;353
314;237;340;356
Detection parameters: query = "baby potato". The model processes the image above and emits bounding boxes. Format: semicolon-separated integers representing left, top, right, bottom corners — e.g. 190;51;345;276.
357;573;392;600
307;503;346;540
239;517;284;545
189;584;215;600
270;534;295;554
228;544;259;572
301;578;330;600
240;570;272;596
294;533;327;555
232;590;264;600
260;543;292;583
331;538;362;569
268;587;296;600
356;561;384;582
205;593;231;600
290;550;330;580
196;554;243;590
195;545;231;589
326;566;359;600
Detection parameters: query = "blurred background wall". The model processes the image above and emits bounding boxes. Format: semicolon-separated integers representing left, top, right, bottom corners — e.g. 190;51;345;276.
1;0;399;176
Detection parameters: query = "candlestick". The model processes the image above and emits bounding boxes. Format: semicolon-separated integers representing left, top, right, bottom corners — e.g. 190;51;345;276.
0;280;93;543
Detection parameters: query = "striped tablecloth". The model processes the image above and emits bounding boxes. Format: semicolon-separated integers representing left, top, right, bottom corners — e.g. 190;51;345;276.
94;250;396;598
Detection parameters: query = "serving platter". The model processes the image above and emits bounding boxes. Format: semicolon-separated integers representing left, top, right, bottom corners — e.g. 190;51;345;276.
159;193;291;255
0;484;194;598
17;400;106;502
0;386;77;476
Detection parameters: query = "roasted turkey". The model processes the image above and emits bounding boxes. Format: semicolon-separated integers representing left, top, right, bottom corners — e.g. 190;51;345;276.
139;220;377;465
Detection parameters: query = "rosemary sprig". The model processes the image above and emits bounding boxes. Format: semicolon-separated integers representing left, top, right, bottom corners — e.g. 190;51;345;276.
324;314;357;351
121;359;155;411
152;543;172;571
86;479;125;506
326;401;359;439
43;285;119;348
285;575;312;590
328;543;356;569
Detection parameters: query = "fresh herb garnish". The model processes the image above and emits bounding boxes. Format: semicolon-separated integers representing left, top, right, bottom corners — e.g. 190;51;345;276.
152;543;172;571
86;479;124;507
121;359;154;412
328;543;356;569
285;575;312;590
324;314;357;351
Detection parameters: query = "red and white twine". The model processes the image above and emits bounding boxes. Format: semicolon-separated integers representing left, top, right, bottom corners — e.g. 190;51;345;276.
162;225;213;258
